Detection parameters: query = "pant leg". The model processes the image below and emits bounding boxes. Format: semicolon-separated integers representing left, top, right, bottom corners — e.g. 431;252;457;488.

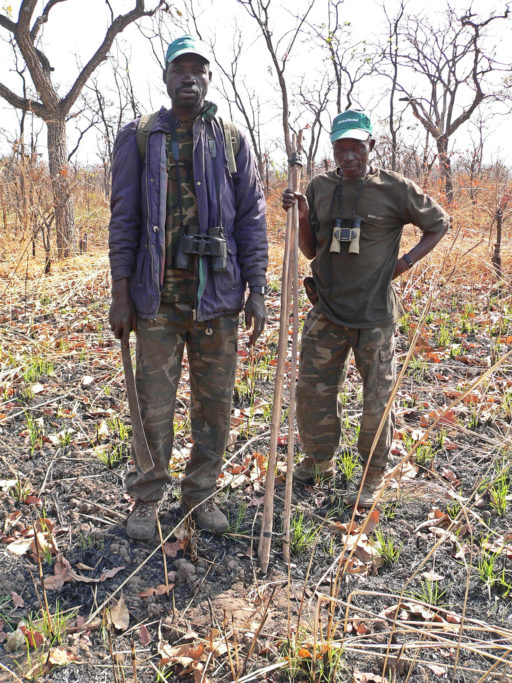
296;306;353;462
181;314;239;506
352;325;396;470
125;307;186;502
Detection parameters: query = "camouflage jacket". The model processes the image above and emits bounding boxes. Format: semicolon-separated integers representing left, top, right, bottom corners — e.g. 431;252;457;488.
108;103;268;321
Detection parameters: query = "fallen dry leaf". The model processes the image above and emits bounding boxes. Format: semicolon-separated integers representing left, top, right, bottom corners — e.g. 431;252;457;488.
159;641;206;667
48;646;75;665
6;537;35;557
11;591;24;608
353;671;385;682
20;624;44;648
164;538;186;557
140;624;151;646
66;616;101;634
427;663;448;676
138;583;175;598
108;595;129;631
44;554;125;590
421;570;445;582
441;467;460;485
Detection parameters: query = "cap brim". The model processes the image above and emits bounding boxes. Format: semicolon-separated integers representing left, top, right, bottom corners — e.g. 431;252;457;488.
331;128;371;142
167;48;210;63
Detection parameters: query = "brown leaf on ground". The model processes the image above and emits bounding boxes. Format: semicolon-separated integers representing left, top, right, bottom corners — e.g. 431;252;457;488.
159;641;206;666
108;595;129;631
11;590;24;608
100;566;125;581
66;616;101;634
441;468;460;485
427;663;448;676
44;553;125;590
164;538;186;557
20;624;44;648
353;671;385;682
138;583;175;598
364;509;380;533
140;624;151;646
48;646;76;665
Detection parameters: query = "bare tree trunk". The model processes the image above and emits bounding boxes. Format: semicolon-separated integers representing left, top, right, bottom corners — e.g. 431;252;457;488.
47;116;76;258
386;1;405;172
436;136;453;205
492;208;503;280
0;0;166;259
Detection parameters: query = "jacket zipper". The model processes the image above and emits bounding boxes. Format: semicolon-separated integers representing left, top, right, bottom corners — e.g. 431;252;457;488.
145;132;157;299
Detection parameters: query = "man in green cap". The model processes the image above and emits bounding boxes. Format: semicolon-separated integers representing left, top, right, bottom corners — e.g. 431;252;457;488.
109;35;267;539
282;110;449;507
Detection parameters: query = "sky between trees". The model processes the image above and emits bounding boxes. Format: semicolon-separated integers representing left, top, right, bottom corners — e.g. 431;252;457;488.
0;0;511;168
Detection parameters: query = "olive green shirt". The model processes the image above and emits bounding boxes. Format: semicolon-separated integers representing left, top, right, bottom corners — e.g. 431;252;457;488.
306;167;449;328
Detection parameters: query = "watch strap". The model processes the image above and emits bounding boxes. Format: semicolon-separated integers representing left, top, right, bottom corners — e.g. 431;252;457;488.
403;253;414;269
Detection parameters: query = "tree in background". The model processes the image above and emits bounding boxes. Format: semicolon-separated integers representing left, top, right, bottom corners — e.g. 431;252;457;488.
0;0;166;258
237;0;314;158
394;6;510;204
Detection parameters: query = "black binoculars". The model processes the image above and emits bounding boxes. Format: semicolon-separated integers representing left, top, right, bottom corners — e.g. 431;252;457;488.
330;217;361;254
175;225;228;272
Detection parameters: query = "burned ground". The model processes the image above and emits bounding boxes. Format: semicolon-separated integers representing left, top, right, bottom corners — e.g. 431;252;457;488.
1;226;512;682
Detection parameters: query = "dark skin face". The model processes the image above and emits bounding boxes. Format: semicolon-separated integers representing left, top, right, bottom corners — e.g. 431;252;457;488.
163;54;211;118
332;137;375;179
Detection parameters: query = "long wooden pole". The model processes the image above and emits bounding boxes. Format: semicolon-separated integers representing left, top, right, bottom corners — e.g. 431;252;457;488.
258;133;302;573
282;132;303;564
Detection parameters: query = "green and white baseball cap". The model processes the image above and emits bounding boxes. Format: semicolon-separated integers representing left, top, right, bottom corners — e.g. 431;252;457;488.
331;110;372;142
165;35;212;64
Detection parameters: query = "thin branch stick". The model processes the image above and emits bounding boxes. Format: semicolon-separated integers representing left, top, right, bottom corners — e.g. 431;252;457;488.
258;139;295;572
283;130;303;564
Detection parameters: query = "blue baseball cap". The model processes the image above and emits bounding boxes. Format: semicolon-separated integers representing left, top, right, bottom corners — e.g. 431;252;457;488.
165;35;212;64
331;110;372;142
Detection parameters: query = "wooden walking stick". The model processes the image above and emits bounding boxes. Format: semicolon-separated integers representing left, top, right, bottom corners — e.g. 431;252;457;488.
258;132;303;573
282;132;303;564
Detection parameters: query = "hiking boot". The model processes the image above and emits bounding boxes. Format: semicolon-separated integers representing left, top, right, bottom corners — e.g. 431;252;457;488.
126;499;158;540
346;467;386;508
191;500;229;534
293;457;335;485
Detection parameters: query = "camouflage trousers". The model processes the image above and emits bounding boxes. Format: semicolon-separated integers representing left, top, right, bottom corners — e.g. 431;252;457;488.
296;306;396;470
125;303;238;505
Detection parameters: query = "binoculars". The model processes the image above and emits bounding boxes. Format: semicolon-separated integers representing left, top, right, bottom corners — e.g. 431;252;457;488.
329;217;361;254
175;225;228;272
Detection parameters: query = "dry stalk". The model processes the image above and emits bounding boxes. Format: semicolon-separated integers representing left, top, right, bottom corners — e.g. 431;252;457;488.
155;515;170;594
32;523;54;637
129;637;138;683
223;612;237;681
476;649;512;683
338;590;512;672
240;585;276;677
105;609;119;683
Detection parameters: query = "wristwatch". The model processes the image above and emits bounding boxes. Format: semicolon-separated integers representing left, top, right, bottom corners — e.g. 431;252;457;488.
403;253;414;269
249;286;266;295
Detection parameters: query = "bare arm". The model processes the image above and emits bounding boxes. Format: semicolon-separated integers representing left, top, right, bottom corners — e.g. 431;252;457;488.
282;188;316;259
392;225;448;279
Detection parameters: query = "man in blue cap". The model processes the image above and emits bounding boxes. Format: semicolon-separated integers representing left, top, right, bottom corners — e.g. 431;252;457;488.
109;36;268;539
282;110;449;507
